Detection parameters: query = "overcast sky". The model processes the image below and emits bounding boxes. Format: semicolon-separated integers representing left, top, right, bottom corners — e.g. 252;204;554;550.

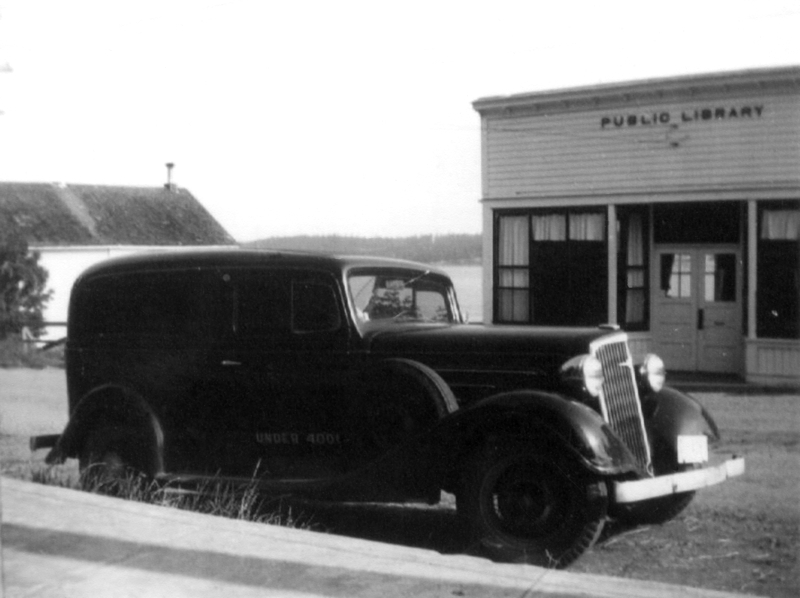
1;1;798;242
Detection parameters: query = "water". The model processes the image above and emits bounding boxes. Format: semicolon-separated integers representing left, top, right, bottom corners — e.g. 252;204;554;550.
440;264;483;323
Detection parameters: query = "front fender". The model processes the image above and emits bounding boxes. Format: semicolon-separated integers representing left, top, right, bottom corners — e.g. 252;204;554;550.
641;385;720;457
436;390;640;476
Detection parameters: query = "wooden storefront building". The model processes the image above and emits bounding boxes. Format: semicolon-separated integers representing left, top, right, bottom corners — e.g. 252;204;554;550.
473;66;800;386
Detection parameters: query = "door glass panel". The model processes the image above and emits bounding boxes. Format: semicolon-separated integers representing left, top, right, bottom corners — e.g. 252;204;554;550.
660;253;692;298
236;277;290;336
292;281;341;332
704;253;737;303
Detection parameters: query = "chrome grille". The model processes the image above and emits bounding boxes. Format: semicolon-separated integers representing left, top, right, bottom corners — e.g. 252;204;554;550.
591;334;653;475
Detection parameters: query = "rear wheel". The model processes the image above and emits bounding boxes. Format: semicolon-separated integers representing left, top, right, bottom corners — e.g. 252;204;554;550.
458;446;607;568
79;426;153;495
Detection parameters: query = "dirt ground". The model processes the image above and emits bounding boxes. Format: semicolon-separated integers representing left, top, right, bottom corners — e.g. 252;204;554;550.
1;368;798;597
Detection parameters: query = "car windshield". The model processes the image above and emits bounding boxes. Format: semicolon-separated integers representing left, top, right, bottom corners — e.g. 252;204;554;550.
347;268;460;328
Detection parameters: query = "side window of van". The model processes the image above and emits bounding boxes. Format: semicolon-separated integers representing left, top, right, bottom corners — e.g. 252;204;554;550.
73;271;226;338
292;280;341;333
235;276;291;336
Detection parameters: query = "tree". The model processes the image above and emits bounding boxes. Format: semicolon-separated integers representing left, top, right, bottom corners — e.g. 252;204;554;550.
0;236;52;339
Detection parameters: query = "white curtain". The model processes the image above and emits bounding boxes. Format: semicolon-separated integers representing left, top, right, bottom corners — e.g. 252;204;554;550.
761;210;800;240
499;289;529;322
499;269;529;288
626;289;645;323
498;215;530;322
499;216;529;265
569;213;605;241
532;214;567;241
624;213;645;324
626;213;644;266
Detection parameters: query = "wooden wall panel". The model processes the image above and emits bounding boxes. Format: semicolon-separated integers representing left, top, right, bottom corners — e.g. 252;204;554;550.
482;93;799;200
746;340;800;385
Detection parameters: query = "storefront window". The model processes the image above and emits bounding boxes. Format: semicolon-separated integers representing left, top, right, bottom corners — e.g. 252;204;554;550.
532;214;566;241
757;201;800;339
496;215;530;322
618;209;649;330
761;208;800;240
495;210;607;326
569;213;605;241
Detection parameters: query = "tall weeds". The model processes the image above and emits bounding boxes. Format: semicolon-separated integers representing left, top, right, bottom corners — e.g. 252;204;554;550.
23;463;311;529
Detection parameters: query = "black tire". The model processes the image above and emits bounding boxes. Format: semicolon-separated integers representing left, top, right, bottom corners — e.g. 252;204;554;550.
458;446;607;568
79;425;153;493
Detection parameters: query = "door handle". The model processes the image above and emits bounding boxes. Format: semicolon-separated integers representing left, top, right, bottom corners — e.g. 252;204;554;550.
221;360;242;367
697;309;704;330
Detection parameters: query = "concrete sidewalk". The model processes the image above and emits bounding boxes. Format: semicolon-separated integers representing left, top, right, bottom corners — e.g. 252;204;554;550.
1;477;753;598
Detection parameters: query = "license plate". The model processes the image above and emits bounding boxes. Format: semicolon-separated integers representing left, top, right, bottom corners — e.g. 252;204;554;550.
677;435;708;464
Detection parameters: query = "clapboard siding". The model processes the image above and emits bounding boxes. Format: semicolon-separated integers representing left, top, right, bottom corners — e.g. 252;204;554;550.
482;92;798;199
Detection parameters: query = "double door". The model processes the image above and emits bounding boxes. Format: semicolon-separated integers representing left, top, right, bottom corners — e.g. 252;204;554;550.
652;247;742;373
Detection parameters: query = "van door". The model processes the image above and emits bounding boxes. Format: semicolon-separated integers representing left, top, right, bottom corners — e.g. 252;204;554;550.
151;269;238;476
228;269;353;479
652;247;742;373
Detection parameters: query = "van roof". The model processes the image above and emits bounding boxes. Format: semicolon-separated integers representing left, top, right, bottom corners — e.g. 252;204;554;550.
75;248;450;281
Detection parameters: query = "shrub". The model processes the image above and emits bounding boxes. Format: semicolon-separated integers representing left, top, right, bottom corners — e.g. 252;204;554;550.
0;236;52;340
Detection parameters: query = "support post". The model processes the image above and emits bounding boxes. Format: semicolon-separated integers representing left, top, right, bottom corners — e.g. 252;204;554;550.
747;200;757;340
607;204;618;325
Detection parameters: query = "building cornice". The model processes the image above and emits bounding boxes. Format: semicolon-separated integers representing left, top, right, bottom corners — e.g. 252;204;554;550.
473;66;800;117
480;184;800;209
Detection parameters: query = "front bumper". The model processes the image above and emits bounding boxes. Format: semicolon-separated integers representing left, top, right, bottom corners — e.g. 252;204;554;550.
613;457;745;504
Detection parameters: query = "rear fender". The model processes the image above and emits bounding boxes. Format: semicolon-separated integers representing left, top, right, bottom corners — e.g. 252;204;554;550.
438;390;640;476
47;384;164;475
370;358;459;418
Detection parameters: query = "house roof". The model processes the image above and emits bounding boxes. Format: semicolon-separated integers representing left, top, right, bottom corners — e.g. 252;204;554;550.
0;182;236;246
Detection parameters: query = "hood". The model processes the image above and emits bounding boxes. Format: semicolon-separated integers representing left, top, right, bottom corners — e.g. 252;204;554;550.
362;323;612;375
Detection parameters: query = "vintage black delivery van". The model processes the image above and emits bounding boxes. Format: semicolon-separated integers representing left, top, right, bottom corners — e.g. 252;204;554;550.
36;249;744;567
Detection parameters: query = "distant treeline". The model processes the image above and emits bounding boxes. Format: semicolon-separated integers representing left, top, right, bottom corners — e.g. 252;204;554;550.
245;234;482;264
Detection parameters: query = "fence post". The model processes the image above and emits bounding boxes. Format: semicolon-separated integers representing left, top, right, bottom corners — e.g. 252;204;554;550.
21;326;34;353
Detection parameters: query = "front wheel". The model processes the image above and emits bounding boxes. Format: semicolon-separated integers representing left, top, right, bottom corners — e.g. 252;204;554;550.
458;446;607;568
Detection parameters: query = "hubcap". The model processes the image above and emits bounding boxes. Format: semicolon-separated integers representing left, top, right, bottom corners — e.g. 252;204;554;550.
490;462;565;539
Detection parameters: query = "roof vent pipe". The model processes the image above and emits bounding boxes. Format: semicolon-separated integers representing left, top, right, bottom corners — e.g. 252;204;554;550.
165;162;175;191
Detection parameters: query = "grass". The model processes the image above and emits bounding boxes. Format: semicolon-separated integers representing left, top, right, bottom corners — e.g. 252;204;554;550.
18;461;312;529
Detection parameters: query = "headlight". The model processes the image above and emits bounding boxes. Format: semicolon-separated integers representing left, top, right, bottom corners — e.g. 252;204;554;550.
582;355;604;397
640;353;666;393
